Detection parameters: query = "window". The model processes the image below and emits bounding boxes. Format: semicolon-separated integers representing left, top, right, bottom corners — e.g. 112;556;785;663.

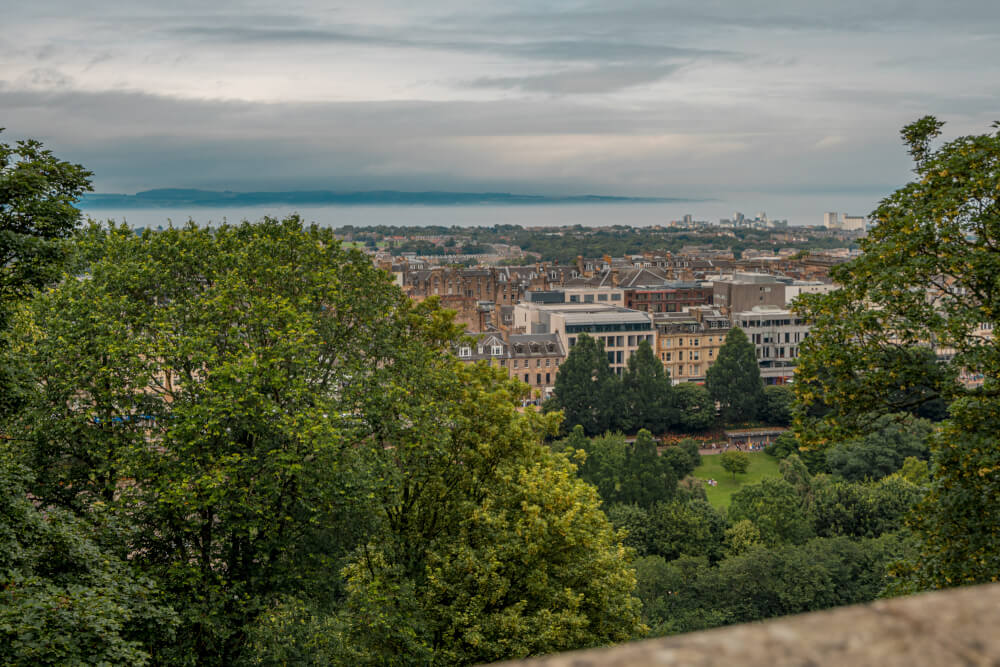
692;350;700;361
545;372;551;384
584;294;594;303
693;338;700;346
536;359;542;368
459;346;471;357
616;351;623;364
513;359;519;368
598;293;608;301
524;373;529;383
545;358;551;367
665;352;672;362
568;337;576;347
617;336;624;347
628;335;636;346
491;345;503;356
536;373;542;385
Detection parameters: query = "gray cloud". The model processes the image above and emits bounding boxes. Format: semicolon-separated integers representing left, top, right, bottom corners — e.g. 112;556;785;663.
469;64;685;94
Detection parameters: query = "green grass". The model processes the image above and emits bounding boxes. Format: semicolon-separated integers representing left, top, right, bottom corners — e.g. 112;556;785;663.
692;451;781;510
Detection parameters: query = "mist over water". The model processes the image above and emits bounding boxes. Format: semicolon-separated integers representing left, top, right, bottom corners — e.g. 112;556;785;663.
81;193;883;230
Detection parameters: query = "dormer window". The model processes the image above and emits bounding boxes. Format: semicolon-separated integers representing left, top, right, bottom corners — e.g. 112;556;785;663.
491;345;504;356
459;346;472;358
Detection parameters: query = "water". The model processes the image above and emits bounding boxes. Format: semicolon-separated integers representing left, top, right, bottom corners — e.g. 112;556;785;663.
79;193;884;230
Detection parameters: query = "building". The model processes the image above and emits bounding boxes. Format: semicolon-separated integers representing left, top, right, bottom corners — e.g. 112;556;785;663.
711;273;787;315
842;215;866;231
513;302;654;375
654;307;732;383
624;281;713;314
455;331;565;397
732;305;811;384
824;212;839;229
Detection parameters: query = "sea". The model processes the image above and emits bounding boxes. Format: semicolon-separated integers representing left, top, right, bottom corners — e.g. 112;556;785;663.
78;193;884;230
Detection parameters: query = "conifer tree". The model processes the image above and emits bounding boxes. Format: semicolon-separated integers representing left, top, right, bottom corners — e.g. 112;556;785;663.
622;340;675;433
706;327;765;424
549;333;621;435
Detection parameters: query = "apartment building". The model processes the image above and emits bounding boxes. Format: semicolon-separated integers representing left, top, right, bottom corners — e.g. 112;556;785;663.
624;280;713;314
654;307;732;384
732;305;811;385
456;331;565;396
513;302;653;375
711;273;787;315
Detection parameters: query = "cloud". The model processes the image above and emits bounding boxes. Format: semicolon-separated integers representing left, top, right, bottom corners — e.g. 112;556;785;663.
468;64;684;94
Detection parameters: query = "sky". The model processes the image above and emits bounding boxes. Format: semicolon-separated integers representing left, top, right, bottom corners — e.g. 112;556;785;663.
3;0;999;204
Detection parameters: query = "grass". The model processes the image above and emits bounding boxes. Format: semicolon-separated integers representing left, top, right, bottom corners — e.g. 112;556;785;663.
692;451;782;510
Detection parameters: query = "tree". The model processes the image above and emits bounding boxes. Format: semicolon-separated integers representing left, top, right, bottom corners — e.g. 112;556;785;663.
762;385;795;425
706;327;765;424
336;447;646;665
0;451;176;665
672;382;716;431
0;132;92;413
826;413;932;482
719;450;750;479
646;499;727;563
548;333;621;435
791;118;1000;589
728;478;815;546
793;118;999;445
8;219;645;663
621;340;674;433
618;429;678;507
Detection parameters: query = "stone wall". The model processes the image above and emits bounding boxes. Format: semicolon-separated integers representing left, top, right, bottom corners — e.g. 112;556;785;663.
488;583;1000;667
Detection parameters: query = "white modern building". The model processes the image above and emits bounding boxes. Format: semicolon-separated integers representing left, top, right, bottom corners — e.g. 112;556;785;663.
733;305;811;385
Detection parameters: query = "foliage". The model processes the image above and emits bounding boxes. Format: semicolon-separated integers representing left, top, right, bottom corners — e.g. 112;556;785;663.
645;500;727;563
337;447;647;665
719;450;750;479
812;476;925;539
765;430;798;459
0;132;93;415
706;328;765;424
728;478;815;546
0;132;93;328
762;385;795;426
826;413;932;481
6;219;646;664
672;382;716;431
561;429;678;508
0;452;176;666
639;537;901;636
905;394;1000;589
548;333;621;435
793;117;998;446
621;340;675;433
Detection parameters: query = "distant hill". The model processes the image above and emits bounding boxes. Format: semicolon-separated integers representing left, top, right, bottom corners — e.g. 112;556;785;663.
79;188;697;208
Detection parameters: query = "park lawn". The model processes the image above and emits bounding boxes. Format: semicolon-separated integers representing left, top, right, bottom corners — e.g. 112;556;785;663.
692;451;781;510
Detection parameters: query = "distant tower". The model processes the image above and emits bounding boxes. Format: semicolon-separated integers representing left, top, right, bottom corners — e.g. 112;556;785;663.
823;212;839;229
683;214;693;225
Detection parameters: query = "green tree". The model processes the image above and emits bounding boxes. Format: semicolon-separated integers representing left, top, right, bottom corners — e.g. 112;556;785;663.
0;451;176;665
762;385;795;426
646;499;727;563
706;327;764;424
826;413;932;482
336;446;646;665
8;219;646;664
622;340;674;433
619;429;678;507
793;119;998;446
548;333;621;435
719;450;750;479
672;382;716;431
728;478;815;546
0;132;93;414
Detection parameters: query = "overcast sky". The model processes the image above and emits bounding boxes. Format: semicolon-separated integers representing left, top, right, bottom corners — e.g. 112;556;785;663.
3;0;998;200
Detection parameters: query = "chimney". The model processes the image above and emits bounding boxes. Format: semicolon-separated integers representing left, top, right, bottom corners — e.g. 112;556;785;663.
576;255;585;276
612;268;620;287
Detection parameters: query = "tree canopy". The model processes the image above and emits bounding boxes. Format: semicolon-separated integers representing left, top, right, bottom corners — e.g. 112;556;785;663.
548;333;621;435
793;117;1000;588
5;219;644;664
706;328;765;424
